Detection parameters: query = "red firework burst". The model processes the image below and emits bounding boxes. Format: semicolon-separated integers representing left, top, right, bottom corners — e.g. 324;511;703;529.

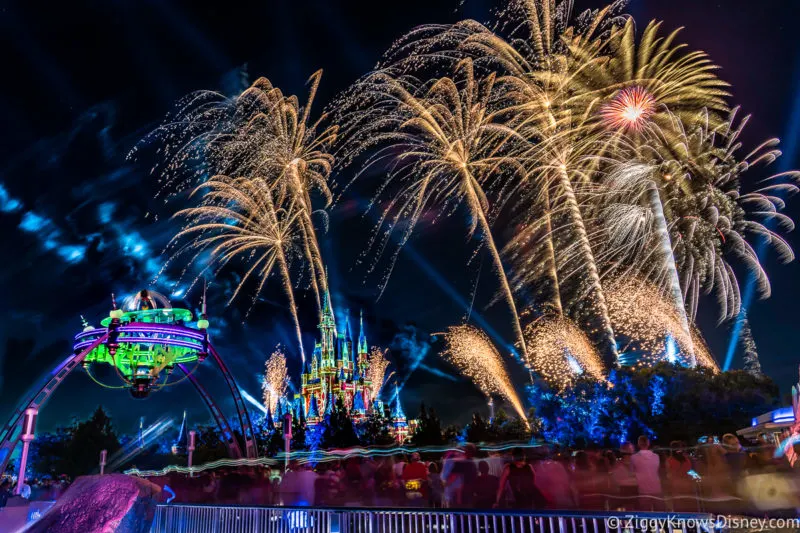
600;86;656;132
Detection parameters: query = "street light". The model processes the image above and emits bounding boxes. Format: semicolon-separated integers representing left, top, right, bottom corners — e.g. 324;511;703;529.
15;408;37;495
187;430;196;477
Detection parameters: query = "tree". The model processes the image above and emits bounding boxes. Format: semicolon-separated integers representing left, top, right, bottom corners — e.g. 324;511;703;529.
191;425;228;465
411;403;445;446
265;429;285;457
464;413;490;443
60;406;121;478
30;426;73;478
320;398;360;449
291;414;307;451
357;410;395;447
528;364;779;446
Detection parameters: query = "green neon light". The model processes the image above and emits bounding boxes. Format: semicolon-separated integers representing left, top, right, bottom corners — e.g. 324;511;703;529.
100;308;194;327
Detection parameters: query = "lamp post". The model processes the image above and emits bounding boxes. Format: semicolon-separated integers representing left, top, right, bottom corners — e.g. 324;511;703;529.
15;408;37;495
282;413;292;473
99;449;107;475
187;430;196;477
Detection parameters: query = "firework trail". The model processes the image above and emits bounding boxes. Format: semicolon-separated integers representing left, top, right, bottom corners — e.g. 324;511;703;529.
455;1;729;364
524;314;605;389
166;176;307;361
605;108;799;327
262;347;289;413
598;162;696;365
139;72;336;315
338;59;529;357
439;325;528;424
366;347;392;399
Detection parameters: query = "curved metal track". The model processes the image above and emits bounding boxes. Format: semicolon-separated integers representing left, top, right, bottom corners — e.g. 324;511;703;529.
176;363;243;459
0;334;109;475
209;344;259;458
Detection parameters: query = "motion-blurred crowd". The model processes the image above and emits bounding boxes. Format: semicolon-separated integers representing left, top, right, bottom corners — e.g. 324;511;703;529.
137;433;800;513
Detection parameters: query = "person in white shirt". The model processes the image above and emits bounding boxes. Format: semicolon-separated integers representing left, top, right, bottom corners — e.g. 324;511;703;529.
630;435;662;510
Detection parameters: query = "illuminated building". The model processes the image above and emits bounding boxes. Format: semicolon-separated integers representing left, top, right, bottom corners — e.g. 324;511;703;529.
298;288;372;423
295;288;412;442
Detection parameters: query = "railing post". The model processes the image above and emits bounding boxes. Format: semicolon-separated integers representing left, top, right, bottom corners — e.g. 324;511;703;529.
558;516;567;533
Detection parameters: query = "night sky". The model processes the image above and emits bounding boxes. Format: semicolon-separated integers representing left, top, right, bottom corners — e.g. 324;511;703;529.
1;0;799;437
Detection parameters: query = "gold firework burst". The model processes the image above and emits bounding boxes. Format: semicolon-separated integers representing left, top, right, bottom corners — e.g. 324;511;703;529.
524;315;605;389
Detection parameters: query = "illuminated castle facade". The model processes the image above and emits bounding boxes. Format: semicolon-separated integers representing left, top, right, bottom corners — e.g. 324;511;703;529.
293;289;410;442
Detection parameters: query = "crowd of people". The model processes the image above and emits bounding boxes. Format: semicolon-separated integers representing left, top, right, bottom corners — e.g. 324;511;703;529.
142;433;798;513
0;476;71;509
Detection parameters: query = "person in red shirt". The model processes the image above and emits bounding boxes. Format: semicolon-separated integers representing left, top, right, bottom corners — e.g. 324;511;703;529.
402;452;429;504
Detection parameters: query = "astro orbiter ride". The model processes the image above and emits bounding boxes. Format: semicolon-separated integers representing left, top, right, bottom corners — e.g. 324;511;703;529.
0;289;258;475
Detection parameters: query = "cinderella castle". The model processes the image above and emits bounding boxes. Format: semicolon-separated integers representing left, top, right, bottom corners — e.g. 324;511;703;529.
277;288;412;443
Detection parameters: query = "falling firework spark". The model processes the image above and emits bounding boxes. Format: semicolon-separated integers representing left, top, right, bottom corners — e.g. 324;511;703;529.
524;315;605;389
594;161;697;365
439;325;528;424
166;176;307;360
262;347;289;413
339;59;529;357
141;72;336;315
600;108;799;326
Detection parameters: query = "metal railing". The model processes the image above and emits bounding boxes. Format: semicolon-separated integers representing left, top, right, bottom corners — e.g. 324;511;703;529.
150;504;717;533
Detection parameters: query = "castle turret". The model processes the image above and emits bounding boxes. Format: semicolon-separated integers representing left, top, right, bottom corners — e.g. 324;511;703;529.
307;393;320;422
352;390;366;416
293;396;305;421
324;390;334;416
345;313;354;368
391;383;408;443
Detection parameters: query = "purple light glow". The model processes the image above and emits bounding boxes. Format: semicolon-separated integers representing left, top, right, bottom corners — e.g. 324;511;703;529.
121;325;205;341
73;337;203;352
51;354;77;376
73;323;205;341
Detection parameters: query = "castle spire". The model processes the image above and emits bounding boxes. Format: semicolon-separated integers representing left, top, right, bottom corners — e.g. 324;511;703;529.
319;271;336;362
353;390;366;414
324;391;334;416
322;267;335;328
358;309;368;355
